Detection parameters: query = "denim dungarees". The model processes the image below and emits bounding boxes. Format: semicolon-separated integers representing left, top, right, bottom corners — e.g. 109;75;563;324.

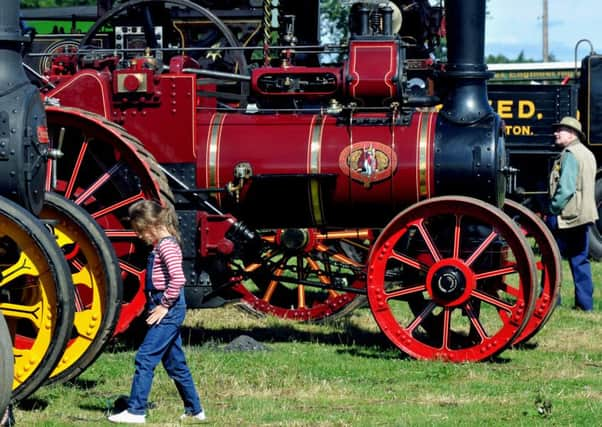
127;241;202;416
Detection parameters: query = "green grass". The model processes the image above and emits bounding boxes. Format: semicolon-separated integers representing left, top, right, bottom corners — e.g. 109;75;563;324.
11;259;602;426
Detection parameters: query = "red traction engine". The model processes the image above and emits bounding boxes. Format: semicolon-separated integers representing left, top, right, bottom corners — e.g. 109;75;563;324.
41;0;560;362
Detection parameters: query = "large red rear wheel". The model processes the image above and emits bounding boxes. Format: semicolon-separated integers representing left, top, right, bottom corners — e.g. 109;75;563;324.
503;200;561;345
233;228;371;322
367;196;537;362
45;106;174;335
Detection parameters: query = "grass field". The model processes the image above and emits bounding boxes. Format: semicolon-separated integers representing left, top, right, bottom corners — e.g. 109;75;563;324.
10;259;602;426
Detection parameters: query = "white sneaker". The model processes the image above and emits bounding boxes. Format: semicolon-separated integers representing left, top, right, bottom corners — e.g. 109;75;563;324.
180;411;207;423
108;410;146;424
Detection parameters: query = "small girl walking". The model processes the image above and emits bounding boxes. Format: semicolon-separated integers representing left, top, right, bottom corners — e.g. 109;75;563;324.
109;200;205;424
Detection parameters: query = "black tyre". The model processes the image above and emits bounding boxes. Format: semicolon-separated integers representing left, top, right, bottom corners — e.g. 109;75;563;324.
40;192;122;385
0;314;12;417
0;195;75;402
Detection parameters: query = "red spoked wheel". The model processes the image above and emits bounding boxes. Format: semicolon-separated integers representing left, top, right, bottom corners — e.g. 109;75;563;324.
233;228;371;322
45;106;174;335
503;200;561;345
367;196;537;362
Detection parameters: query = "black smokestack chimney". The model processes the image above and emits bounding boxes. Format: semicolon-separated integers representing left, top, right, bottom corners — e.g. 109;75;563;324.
0;0;30;89
433;0;506;208
440;0;494;124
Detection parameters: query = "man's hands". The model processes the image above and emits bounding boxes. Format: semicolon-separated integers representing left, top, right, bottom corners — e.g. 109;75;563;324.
146;304;169;325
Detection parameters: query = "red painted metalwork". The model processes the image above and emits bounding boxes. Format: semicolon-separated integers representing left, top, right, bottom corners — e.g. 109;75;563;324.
193;110;436;226
251;66;341;98
347;40;402;103
44;106;173;335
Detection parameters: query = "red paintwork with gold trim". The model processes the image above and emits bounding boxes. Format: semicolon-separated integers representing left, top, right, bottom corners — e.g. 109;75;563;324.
46;60;436;227
347;39;401;102
195;110;436;226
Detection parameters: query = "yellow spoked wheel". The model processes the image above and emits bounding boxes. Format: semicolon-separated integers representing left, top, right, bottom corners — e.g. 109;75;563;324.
0;195;74;402
0;313;12;416
40;193;122;385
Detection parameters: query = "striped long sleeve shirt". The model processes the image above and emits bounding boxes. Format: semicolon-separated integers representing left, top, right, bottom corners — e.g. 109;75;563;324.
150;236;185;308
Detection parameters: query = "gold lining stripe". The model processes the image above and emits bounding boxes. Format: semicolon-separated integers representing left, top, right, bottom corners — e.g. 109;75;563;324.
207;113;226;191
418;112;431;199
308;115;325;225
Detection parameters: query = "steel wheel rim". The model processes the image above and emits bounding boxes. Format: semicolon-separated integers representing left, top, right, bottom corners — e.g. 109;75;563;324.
367;196;537;362
40;193;122;384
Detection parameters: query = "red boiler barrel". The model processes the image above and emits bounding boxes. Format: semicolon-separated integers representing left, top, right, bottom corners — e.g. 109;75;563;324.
196;110;437;228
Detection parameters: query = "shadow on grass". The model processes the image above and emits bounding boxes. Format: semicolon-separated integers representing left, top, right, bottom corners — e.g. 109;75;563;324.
106;313;399;359
16;397;48;411
104;307;538;364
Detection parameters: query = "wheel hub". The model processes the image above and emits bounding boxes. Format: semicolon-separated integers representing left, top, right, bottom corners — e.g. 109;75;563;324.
425;258;475;307
279;228;310;251
431;266;466;301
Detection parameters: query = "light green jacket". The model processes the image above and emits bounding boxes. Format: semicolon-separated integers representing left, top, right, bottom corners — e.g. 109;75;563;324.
549;139;598;229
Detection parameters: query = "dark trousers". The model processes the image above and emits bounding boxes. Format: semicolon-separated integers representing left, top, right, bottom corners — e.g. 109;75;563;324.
548;216;594;311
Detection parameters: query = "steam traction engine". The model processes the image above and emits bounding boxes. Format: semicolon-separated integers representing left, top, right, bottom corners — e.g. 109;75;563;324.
36;0;560;362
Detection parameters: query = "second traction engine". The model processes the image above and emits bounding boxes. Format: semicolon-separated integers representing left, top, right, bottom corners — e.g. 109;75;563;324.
40;0;559;362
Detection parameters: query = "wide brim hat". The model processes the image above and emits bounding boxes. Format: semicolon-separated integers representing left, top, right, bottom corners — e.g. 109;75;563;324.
552;116;586;142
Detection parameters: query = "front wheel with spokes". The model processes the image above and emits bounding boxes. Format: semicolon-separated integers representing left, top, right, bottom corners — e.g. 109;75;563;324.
367;196;537;362
233;228;372;322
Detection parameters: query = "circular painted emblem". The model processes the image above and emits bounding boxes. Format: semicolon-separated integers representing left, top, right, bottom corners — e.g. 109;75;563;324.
338;141;397;187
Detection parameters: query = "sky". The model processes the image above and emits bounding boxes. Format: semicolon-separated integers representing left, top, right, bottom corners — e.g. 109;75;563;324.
485;0;602;62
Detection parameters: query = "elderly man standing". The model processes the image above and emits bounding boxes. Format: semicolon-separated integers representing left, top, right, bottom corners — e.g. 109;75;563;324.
548;116;598;311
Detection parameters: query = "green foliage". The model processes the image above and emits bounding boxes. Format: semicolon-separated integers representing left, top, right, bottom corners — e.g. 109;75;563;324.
320;0;349;41
486;50;557;64
21;0;95;8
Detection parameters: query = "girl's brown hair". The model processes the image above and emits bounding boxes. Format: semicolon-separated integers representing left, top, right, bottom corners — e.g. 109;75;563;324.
128;200;181;244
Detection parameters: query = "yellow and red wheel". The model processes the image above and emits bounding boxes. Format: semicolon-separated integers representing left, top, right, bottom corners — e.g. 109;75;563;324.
0;313;12;417
503;200;561;345
367;196;537;362
40;192;122;384
45;107;173;335
0;195;74;401
234;228;371;321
